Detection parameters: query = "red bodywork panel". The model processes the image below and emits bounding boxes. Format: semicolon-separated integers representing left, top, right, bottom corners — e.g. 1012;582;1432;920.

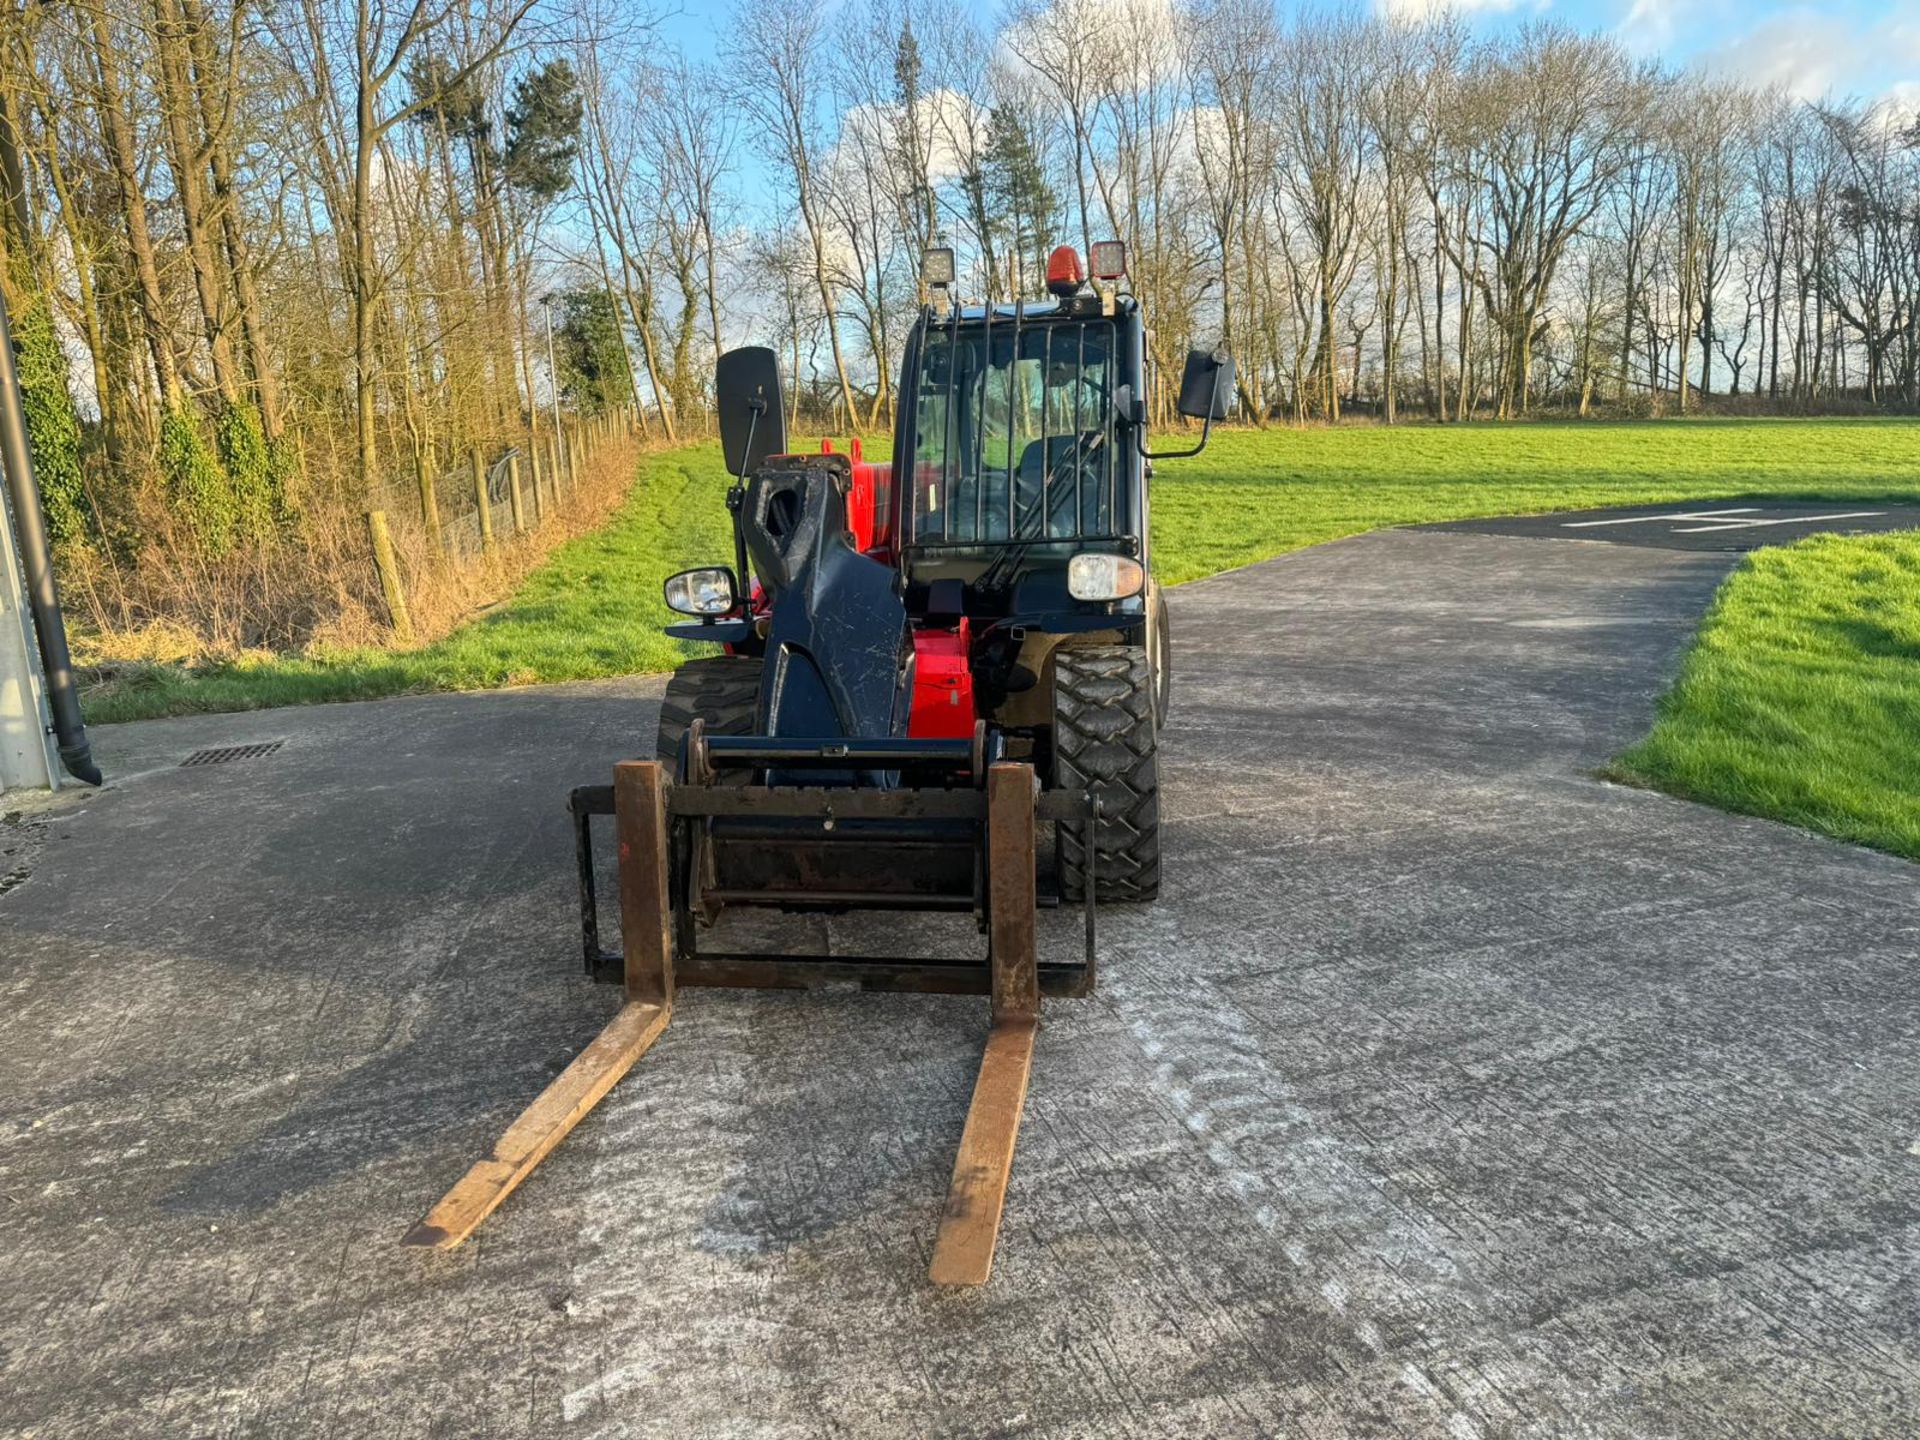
909;617;975;738
816;440;975;737
816;437;896;560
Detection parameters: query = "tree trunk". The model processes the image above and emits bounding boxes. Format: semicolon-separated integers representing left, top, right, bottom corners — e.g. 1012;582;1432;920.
180;0;281;435
86;3;182;406
353;42;380;502
151;0;243;407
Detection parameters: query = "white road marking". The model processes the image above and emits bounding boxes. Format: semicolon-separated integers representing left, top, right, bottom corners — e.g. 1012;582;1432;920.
1562;508;1760;527
1560;506;1888;535
1669;511;1887;533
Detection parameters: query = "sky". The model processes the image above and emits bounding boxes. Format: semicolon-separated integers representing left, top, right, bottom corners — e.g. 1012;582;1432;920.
653;0;1920;109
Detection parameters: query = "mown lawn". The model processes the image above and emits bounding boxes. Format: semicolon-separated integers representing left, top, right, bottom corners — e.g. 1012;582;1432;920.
1152;417;1920;583
83;416;1920;723
1611;530;1920;862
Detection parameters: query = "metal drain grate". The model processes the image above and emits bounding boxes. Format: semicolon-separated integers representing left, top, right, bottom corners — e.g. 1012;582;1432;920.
180;741;284;768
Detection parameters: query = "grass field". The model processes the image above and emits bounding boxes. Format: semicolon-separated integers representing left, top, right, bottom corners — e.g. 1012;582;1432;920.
1611;529;1920;862
1152;417;1920;583
81;416;1920;724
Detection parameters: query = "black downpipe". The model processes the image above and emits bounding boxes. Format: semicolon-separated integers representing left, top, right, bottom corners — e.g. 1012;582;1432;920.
0;288;99;785
975;298;991;540
1008;296;1024;532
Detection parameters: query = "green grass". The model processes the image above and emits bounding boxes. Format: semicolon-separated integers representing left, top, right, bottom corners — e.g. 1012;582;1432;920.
1612;530;1920;861
82;417;1920;724
1150;416;1920;583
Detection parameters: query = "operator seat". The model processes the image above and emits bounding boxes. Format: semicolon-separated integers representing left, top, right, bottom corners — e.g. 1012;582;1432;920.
1015;431;1108;539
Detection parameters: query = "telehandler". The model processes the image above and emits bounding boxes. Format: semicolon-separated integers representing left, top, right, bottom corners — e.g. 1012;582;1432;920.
408;241;1232;1283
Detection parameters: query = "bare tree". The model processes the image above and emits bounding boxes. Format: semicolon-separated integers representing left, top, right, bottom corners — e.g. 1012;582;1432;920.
726;2;859;431
1275;12;1374;420
1455;25;1646;417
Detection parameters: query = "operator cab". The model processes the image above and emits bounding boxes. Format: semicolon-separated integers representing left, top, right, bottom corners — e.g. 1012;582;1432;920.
900;301;1132;623
893;245;1229;631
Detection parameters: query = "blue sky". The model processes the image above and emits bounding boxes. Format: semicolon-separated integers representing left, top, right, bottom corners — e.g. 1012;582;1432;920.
654;0;1918;108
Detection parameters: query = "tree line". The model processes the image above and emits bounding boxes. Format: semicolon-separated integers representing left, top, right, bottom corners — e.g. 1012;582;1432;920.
2;0;1916;610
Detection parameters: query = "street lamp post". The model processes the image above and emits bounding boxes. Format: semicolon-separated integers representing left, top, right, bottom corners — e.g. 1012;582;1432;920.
540;293;567;485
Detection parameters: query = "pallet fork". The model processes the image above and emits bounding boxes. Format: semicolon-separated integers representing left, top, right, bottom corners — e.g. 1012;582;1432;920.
405;746;1096;1286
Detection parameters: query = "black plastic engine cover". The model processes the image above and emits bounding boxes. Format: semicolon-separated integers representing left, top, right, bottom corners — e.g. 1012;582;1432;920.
740;454;912;756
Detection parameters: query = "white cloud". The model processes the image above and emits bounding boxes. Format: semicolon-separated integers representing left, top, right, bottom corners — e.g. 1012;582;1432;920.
1374;0;1531;20
1001;0;1184;96
1696;3;1920;105
1616;0;1682;53
836;87;984;189
1702;10;1856;99
1883;78;1920;118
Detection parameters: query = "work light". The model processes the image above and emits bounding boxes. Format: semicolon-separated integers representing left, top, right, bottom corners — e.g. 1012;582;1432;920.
664;566;737;616
1089;240;1127;281
922;245;956;289
1067;553;1145;602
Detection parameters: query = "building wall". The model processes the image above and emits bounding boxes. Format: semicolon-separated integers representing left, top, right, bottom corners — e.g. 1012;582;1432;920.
0;491;58;792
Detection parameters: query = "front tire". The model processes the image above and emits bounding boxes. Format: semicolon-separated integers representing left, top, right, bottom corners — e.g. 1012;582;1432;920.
1053;646;1161;903
656;655;761;774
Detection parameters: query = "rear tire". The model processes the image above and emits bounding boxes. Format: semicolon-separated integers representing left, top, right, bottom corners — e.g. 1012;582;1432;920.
1053;646;1160;903
656;656;761;774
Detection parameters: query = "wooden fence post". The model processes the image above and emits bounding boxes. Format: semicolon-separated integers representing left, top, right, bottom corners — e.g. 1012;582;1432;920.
471;447;495;551
367;509;414;642
528;443;546;523
506;454;526;533
548;433;565;500
415;450;442;556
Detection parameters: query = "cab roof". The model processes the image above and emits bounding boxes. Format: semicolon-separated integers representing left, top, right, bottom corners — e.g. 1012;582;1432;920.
938;295;1136;324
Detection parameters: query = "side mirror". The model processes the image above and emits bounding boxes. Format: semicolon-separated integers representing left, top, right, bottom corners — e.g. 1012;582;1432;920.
1139;346;1234;461
715;346;786;478
1176;347;1234;421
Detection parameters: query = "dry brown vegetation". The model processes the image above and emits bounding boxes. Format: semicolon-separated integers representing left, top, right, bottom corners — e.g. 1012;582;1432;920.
71;426;648;674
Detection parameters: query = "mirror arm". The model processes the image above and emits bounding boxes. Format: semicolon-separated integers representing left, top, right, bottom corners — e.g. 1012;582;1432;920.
1137;405;1214;462
727;401;762;612
1139;361;1228;461
726;485;750;615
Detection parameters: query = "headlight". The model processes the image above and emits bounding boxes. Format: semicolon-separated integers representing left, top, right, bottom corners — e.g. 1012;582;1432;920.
1067;553;1145;602
664;567;737;616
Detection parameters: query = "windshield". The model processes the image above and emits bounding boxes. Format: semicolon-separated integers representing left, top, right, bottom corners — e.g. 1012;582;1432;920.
911;318;1117;547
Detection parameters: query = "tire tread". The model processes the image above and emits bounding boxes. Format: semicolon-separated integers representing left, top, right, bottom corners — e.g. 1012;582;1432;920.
1054;646;1160;903
656;656;761;772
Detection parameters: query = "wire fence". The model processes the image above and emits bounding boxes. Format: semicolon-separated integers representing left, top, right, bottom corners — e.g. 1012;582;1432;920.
364;405;638;639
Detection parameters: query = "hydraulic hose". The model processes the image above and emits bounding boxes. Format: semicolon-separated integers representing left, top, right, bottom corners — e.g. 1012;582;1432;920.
0;288;100;785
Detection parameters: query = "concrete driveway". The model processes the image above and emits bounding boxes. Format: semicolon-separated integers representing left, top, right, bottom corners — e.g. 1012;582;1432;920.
1;528;1915;1439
